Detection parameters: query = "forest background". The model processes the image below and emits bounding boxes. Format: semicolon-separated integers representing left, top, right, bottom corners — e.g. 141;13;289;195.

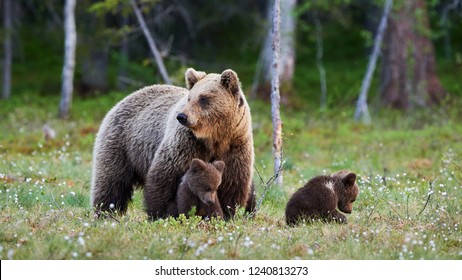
1;0;461;260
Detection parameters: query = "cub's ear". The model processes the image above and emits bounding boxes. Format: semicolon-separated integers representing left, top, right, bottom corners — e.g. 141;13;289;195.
190;158;206;172
185;68;206;90
220;69;241;97
342;172;357;188
212;160;226;174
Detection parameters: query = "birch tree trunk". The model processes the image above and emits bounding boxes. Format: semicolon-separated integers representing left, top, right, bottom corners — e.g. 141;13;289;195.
59;0;77;119
313;11;327;109
354;0;393;124
130;0;171;85
2;0;12;99
271;0;283;186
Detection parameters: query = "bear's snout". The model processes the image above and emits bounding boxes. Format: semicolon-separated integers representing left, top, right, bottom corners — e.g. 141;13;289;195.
176;113;188;125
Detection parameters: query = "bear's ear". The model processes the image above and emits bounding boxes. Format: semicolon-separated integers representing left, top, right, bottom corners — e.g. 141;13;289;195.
190;158;206;172
220;69;241;97
212;160;225;174
185;68;206;90
342;172;357;188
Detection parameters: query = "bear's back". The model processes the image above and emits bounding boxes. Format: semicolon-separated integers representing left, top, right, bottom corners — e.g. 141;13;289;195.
99;85;189;177
285;175;339;223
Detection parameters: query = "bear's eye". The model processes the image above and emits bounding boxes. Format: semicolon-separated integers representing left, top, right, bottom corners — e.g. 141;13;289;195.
205;187;211;192
198;96;209;107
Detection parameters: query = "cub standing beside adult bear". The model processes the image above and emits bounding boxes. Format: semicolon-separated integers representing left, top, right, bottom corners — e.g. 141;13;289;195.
90;68;255;220
166;158;225;219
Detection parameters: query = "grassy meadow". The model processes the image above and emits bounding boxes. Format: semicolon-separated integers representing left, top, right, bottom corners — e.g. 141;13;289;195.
1;86;461;260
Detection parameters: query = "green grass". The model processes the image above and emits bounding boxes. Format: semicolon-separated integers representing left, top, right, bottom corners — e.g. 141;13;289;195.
1;89;461;260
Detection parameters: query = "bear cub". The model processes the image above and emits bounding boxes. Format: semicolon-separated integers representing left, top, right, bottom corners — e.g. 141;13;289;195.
285;170;359;225
167;158;225;219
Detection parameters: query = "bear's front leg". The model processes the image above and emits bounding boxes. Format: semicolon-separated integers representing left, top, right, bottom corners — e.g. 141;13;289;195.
219;150;253;218
206;201;224;218
328;209;347;224
144;158;185;220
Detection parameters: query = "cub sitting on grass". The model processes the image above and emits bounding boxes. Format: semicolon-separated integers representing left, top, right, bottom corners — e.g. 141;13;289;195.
167;158;225;219
285;170;359;225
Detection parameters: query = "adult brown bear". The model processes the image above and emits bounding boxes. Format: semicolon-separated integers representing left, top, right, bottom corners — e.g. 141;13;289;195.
90;68;254;220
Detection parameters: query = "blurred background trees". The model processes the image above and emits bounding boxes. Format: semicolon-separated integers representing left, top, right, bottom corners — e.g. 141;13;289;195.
1;0;461;116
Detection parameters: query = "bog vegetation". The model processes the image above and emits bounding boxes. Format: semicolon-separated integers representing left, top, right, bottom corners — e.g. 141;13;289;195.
1;86;461;259
1;0;462;259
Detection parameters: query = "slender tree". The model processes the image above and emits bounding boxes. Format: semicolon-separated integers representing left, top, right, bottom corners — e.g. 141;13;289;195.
381;0;446;109
59;0;77;119
354;0;393;124
2;0;12;99
313;11;327;109
130;0;171;84
271;0;283;185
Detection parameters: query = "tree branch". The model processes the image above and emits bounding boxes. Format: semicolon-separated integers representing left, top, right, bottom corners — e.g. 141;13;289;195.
130;0;171;84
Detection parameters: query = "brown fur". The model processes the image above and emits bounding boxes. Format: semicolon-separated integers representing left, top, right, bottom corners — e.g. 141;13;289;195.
167;159;225;218
285;170;359;225
90;68;254;220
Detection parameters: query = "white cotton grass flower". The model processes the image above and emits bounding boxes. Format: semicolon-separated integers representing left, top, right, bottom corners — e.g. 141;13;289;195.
78;237;85;246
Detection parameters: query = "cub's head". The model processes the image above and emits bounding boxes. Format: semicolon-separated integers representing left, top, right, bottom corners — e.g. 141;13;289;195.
177;68;247;139
183;158;225;206
333;170;359;214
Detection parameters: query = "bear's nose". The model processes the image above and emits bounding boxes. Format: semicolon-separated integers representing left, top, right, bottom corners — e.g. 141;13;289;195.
176;113;188;125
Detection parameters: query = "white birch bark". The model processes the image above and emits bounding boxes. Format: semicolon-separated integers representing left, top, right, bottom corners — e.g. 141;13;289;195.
271;0;283;186
59;0;77;118
2;0;12;99
354;0;393;124
130;0;171;85
313;11;327;109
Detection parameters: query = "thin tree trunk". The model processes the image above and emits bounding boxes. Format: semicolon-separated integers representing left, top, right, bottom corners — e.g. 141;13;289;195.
59;0;77;119
271;0;283;186
130;0;171;85
354;0;393;124
2;0;12;99
313;11;327;109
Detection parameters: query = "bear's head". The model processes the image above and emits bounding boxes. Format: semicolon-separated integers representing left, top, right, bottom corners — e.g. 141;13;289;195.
333;170;359;214
183;158;225;206
177;68;247;139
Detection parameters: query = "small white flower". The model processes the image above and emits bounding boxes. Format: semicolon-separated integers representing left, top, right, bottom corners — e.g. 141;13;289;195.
7;249;14;260
78;237;85;246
